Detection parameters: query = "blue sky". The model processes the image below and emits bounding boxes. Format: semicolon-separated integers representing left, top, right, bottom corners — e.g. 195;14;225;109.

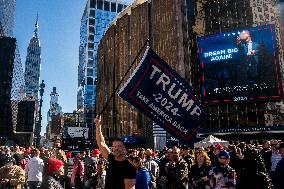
14;0;134;136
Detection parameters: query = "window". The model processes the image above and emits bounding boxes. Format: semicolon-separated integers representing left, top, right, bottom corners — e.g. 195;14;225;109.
86;77;93;85
87;68;93;76
104;1;110;11
90;0;96;8
97;0;103;9
87;60;93;67
111;2;116;12
117;4;123;13
88;43;94;50
89;26;95;34
89;10;95;18
89;18;95;26
88;34;94;41
88;51;93;59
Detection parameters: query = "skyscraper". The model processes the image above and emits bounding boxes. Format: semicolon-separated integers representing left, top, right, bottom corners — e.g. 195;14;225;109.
77;0;129;123
46;87;63;140
24;15;41;100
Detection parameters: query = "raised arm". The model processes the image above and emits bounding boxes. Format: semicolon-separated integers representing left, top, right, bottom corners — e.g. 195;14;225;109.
94;115;111;159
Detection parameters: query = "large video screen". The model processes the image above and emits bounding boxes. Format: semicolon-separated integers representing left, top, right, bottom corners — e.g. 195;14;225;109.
198;24;282;105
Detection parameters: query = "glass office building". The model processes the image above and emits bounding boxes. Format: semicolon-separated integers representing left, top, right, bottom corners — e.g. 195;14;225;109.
77;0;129;116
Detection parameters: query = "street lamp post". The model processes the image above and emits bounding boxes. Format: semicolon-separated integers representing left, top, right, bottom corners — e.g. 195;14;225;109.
35;80;45;147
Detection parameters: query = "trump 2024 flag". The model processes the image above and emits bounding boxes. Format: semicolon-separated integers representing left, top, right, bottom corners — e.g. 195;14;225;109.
118;48;206;144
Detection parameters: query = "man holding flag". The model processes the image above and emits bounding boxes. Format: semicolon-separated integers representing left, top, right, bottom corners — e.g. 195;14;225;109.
94;116;136;189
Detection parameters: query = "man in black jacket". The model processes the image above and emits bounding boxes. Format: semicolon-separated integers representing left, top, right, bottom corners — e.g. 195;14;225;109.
275;143;284;189
262;139;282;184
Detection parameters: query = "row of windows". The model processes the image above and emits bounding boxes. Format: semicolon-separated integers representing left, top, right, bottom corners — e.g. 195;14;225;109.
90;0;127;13
88;25;108;36
90;9;117;21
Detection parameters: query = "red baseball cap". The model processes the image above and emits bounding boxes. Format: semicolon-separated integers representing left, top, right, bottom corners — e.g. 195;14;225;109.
48;158;64;173
66;151;72;158
214;144;224;150
92;149;101;155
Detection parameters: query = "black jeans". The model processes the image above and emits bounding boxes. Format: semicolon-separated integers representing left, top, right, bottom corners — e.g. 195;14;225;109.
27;181;41;189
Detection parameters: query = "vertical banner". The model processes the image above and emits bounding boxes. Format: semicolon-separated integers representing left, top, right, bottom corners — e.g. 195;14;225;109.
118;48;206;144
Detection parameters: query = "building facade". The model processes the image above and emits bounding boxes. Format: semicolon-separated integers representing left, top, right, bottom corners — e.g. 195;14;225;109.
0;37;16;140
0;0;25;144
11;46;25;131
77;0;129;126
96;0;191;140
24;15;41;100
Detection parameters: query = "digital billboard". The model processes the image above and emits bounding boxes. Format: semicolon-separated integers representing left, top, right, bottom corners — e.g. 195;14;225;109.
198;24;282;105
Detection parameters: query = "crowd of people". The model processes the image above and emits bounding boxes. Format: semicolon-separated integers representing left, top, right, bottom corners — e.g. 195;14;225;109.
0;116;283;189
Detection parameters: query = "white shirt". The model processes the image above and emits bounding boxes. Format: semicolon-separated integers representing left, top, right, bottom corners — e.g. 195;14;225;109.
25;156;44;181
247;41;253;55
271;151;282;172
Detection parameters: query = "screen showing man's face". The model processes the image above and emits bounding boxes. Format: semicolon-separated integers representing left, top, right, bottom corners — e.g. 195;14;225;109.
198;24;281;105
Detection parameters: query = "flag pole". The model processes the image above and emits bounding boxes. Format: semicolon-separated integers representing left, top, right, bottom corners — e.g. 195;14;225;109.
98;39;150;116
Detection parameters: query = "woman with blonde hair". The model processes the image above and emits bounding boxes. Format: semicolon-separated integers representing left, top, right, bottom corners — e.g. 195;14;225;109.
191;149;211;189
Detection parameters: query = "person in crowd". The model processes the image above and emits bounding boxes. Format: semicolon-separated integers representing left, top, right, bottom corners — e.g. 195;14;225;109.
181;145;194;170
263;139;282;183
0;147;6;168
275;142;284;189
165;147;189;189
71;153;85;189
144;149;159;189
208;144;224;166
181;145;194;188
0;156;25;189
128;149;139;159
84;149;100;182
191;149;211;189
65;151;73;178
261;140;271;157
95;116;136;189
41;148;52;179
85;160;107;189
227;145;242;174
41;158;64;189
207;150;236;189
152;151;160;164
158;149;172;189
133;156;151;189
2;147;15;167
0;147;16;169
25;149;44;189
12;146;23;166
54;148;67;163
54;137;62;149
236;146;273;189
21;148;31;170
